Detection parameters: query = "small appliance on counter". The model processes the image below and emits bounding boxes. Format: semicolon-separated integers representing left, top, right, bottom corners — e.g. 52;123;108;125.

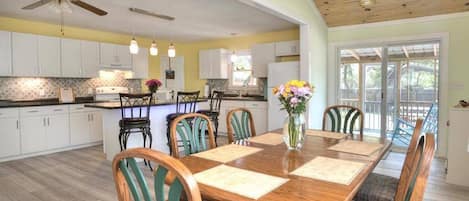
59;88;75;103
154;89;172;101
95;86;129;102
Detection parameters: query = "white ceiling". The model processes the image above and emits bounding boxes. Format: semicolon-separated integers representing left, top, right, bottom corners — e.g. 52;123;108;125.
0;0;298;42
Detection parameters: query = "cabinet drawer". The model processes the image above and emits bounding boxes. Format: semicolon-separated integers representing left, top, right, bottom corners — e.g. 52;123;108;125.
69;104;99;113
20;107;48;116
0;108;19;118
244;101;267;109
45;105;69;115
221;101;245;108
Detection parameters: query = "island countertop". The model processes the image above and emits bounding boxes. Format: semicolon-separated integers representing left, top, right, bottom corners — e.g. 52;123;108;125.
84;99;207;109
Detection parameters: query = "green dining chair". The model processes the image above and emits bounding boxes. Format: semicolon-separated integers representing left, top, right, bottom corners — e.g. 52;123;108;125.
170;113;216;158
322;105;364;138
226;108;256;143
112;148;202;201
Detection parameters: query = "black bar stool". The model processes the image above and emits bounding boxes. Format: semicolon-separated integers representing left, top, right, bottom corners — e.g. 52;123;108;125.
118;93;153;152
166;91;200;155
197;90;224;145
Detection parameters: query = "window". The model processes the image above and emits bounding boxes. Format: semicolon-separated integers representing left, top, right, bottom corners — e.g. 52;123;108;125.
230;50;256;88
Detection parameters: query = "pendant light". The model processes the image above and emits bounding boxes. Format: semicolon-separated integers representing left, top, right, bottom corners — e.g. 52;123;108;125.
129;37;139;54
230;51;237;63
149;40;158;56
168;43;176;58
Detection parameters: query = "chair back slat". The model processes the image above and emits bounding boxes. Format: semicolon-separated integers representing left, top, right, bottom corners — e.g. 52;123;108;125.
226;108;256;143
409;133;436;201
119;93;153;120
209;91;224;112
170;113;216;158
176;91;200;114
113;148;202;201
323;105;364;137
422;103;438;135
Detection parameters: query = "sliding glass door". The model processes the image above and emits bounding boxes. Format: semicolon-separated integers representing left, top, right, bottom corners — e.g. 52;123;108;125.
337;42;439;147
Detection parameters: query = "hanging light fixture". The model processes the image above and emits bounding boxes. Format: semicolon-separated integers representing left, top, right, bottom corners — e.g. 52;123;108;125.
230;51;238;63
149;40;158;56
168;43;176;58
129;37;139;54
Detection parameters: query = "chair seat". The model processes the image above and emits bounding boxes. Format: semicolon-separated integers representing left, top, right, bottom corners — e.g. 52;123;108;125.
119;118;150;128
354;173;399;201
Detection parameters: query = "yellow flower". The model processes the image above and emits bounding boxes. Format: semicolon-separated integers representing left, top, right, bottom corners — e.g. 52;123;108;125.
272;87;279;94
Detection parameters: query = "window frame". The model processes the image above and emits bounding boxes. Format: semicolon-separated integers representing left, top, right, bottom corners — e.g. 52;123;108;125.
227;49;257;89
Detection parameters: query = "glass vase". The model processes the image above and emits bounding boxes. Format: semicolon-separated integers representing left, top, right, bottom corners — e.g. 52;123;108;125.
282;113;306;150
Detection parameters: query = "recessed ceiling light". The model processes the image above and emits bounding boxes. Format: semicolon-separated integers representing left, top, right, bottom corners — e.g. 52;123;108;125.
360;0;376;7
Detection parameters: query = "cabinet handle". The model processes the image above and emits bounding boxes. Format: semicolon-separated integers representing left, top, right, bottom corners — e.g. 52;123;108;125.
28;110;39;113
43;118;46;126
47;117;50;126
53;109;63;112
16;120;19;129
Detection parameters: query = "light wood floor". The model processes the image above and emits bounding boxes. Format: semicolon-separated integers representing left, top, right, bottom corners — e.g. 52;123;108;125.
0;141;468;200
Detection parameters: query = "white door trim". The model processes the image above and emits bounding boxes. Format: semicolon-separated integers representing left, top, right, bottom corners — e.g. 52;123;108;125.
328;32;449;158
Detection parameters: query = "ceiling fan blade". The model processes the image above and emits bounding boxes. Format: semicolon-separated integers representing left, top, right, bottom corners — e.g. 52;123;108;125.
22;0;54;10
71;0;107;16
129;8;175;21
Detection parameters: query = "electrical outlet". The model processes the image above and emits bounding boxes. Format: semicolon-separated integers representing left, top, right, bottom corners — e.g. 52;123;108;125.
39;89;45;97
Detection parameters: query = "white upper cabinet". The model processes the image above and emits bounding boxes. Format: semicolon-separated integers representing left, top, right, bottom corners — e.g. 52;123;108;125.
199;48;228;79
0;31;12;76
131;47;148;79
275;40;299;56
37;35;61;77
12;32;38;76
251;42;276;78
100;43;132;69
81;40;99;78
61;38;82;77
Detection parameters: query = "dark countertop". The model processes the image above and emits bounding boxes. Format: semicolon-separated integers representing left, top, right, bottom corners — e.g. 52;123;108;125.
0;97;102;108
84;99;208;110
221;96;267;102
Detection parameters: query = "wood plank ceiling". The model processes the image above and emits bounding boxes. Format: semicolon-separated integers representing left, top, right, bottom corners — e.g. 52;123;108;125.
313;0;469;27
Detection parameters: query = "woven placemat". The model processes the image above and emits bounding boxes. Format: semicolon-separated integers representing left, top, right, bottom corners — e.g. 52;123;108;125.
290;156;366;185
194;165;289;200
249;133;284;145
328;140;384;156
192;144;262;163
305;129;347;139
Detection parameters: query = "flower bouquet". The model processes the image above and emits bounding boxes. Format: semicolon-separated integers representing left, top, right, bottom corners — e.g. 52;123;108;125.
273;80;314;150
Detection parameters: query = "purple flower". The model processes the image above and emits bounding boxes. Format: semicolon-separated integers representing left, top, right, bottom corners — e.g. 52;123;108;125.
290;97;299;105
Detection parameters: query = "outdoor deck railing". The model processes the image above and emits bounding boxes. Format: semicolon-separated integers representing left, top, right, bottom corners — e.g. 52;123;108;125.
339;99;433;133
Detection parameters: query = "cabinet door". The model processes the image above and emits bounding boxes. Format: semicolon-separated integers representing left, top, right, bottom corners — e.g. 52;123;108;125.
46;114;70;149
100;43;116;66
0;31;12;76
275;40;299;56
250;108;267;134
116;45;132;68
12;32;38;76
199;49;211;79
38;35;61;77
89;112;103;142
132;48;148;79
70;112;91;145
61;38;82;77
0;117;21;158
218;107;228;133
21;116;47;154
210;49;228;79
251;43;275;78
81;40;99;78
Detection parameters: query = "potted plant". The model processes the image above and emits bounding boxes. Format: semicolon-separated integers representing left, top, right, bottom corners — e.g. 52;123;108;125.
145;79;162;102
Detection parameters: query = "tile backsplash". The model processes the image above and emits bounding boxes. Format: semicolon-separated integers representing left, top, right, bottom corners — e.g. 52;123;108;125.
0;73;142;100
207;78;266;95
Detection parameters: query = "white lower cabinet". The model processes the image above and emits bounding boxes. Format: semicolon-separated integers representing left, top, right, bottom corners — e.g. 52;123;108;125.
21;115;47;154
0;109;21;158
217;100;267;134
47;114;70;149
70;106;103;145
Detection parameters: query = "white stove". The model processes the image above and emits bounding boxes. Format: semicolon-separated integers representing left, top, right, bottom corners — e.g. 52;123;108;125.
95;86;129;102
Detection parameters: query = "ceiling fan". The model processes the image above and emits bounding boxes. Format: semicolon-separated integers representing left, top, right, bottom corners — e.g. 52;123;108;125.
22;0;108;16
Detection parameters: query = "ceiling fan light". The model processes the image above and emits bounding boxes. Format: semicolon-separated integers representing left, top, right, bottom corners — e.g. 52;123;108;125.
149;41;158;56
129;38;139;54
168;43;176;58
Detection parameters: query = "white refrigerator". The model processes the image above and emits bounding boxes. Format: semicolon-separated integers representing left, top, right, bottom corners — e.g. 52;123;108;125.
267;61;300;131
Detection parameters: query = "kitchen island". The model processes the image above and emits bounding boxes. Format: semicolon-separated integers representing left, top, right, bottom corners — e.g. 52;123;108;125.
85;99;206;160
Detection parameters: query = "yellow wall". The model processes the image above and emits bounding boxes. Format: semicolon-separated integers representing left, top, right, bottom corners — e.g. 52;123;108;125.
175;29;299;92
0;16;300;93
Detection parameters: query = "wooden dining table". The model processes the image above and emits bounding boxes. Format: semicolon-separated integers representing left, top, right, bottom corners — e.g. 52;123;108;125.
178;129;391;201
